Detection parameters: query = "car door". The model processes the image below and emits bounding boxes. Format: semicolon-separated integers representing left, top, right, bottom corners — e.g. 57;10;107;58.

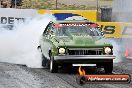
41;22;53;60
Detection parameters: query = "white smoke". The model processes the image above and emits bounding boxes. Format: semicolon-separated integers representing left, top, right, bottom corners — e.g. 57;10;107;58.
109;39;123;63
0;13;56;68
112;0;132;22
112;0;132;62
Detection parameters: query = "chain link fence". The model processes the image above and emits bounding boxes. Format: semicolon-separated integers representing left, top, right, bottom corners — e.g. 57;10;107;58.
0;0;113;10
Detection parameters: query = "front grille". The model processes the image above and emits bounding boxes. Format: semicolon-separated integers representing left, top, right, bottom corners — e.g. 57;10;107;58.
68;48;103;55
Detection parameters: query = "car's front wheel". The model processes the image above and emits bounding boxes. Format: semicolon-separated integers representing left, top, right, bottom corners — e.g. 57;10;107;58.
50;56;58;73
104;60;113;74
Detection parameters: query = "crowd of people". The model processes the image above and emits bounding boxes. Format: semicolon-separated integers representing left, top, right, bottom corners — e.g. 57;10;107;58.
0;0;22;8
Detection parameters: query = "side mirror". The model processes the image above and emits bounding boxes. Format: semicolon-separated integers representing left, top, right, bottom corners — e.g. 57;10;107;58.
49;31;55;39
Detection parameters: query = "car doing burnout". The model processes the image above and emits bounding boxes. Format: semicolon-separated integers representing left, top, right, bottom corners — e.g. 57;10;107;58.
38;20;116;73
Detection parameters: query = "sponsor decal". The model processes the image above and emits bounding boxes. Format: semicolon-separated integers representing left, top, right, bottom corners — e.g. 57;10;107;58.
76;66;131;85
0;17;25;30
0;17;25;25
53;13;87;20
97;22;122;38
37;10;97;21
99;25;116;34
76;74;131;85
53;23;97;27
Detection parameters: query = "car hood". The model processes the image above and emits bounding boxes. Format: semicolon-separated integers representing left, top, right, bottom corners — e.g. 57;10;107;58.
52;35;112;47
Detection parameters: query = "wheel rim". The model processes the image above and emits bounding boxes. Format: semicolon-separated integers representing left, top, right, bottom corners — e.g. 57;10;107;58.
50;59;53;71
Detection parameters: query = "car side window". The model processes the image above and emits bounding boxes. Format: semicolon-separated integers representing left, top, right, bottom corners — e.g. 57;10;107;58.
43;22;52;36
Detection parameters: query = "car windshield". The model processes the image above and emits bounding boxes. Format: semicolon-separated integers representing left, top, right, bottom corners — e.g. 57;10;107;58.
52;24;102;36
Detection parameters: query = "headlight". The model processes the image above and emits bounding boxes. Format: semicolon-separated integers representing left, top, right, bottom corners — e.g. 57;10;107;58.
59;48;65;54
104;47;111;54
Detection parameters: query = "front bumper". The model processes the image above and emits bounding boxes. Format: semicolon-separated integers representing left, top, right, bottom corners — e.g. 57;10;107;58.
54;55;115;64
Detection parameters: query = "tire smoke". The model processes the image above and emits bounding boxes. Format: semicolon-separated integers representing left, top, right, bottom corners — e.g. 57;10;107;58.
0;13;56;68
113;0;132;22
109;39;124;63
112;0;132;62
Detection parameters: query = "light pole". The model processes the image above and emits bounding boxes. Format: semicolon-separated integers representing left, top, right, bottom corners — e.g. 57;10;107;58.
0;0;1;8
97;0;99;12
56;0;57;9
15;0;16;8
97;0;99;21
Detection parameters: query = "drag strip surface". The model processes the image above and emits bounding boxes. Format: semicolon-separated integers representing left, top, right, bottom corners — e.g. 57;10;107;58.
0;59;132;88
0;63;73;88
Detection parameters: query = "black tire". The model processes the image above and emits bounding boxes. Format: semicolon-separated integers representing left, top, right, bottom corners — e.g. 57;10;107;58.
104;60;113;74
38;46;49;67
50;56;58;73
42;54;47;67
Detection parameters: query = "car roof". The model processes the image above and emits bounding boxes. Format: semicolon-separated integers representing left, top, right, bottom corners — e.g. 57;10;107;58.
51;20;95;24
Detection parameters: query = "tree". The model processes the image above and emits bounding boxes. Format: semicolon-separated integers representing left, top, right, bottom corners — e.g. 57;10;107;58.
11;0;22;8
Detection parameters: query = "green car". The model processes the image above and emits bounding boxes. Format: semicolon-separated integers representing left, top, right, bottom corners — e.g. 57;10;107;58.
38;20;115;73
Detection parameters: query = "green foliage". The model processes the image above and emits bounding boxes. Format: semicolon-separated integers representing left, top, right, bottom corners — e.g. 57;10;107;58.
21;0;112;10
21;0;54;9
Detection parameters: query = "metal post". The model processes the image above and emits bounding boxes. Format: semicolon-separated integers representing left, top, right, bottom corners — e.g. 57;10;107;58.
15;0;16;8
0;0;1;8
97;0;99;21
56;0;57;9
97;0;99;12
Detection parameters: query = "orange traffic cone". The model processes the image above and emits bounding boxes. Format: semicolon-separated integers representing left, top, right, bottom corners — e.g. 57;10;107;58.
125;48;130;58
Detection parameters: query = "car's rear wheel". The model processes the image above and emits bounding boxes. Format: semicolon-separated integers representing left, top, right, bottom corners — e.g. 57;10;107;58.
104;60;113;74
42;54;48;67
38;46;48;67
50;56;58;73
37;46;46;67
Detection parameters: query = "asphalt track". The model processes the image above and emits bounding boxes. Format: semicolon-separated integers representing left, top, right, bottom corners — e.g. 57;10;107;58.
0;58;132;88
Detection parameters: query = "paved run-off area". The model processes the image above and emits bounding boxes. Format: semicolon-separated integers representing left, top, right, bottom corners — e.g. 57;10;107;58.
0;58;132;88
